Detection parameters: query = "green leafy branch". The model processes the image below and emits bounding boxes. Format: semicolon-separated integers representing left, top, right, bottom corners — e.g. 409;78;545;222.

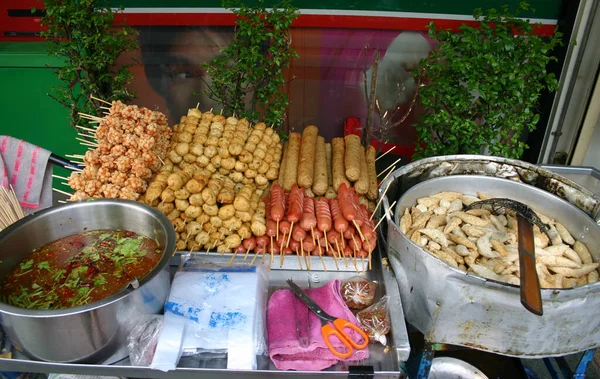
203;0;299;131
413;2;563;160
38;0;138;129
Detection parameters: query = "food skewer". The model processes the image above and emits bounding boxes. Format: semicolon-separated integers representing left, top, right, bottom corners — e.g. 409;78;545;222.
377;157;402;178
374;200;396;230
296;247;303;270
52;187;73;197
75;125;98;133
379;165;396;186
370;180;392;220
52;174;70;181
316;238;327;272
250;250;261;266
90;95;112;106
375;146;396;161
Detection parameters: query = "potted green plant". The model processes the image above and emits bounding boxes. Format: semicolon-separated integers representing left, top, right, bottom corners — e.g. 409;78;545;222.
413;2;563;160
38;0;138;128
203;0;299;132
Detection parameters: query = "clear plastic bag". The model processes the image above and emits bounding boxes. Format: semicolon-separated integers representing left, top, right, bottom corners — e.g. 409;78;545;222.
151;253;269;371
340;276;378;310
127;315;163;366
356;295;391;346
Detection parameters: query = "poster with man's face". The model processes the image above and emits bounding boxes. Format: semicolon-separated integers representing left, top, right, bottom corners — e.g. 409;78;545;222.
125;26;434;149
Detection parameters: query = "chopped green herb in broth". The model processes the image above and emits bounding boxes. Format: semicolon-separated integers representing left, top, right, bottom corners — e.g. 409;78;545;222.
1;230;162;310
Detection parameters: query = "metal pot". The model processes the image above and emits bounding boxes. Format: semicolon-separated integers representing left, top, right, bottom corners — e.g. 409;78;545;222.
0;200;176;363
379;156;600;357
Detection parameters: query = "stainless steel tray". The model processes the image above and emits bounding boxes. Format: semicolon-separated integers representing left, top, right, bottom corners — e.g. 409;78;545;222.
0;248;408;378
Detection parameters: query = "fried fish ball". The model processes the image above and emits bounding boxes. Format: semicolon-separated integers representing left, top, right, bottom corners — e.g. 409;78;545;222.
187;108;202;118
228;143;244;156
167;172;189;190
185;221;203;236
174;188;191;200
173;218;186;232
197;155;210;167
201;187;217;205
167;209;181;221
190;143;204;156
175;240;187;251
178;132;193;143
266;168;278;180
193;135;208;145
161;188;175;203
210;154;222;168
175;199;190;211
145;182;166;203
223;217;242;231
238;224;252;239
251;221;267;237
258;161;269;174
224;234;242;250
168;150;183;164
205;136;219;146
235;161;248;172
183;153;196;163
196;213;210;225
183;124;197;134
218;147;231;159
218;204;236;220
174;142;190;156
156;202;175;215
195;231;210;246
185;205;202;219
244;169;257;179
255;174;269;186
239;150;253;163
202;203;219;216
229;171;244;183
203;145;216;159
189;193;204;206
184;179;203;194
248;135;261;145
221;157;236;171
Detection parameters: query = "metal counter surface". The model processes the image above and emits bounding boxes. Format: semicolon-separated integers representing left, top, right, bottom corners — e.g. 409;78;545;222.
0;248;408;378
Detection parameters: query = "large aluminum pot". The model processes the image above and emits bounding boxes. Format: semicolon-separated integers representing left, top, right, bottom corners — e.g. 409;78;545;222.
378;155;600;358
0;200;176;363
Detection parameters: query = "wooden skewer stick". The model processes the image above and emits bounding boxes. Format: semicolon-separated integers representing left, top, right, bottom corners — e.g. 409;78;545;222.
368;250;372;271
352;249;360;273
316;237;327;272
52;187;73;197
302;239;310;271
61;182;70;187
330;244;340;271
99;106;111;111
353;220;366;242
379;166;396;189
311;226;315;245
78;113;102;121
333;239;343;271
243;246;251;262
377;157;402;178
57;200;67;204
361;254;365;273
75;125;98;133
227;249;238;266
276;220;279;241
52;174;70;181
250;251;261;266
370;181;392;221
286;221;294;248
157;155;165;165
64;165;82;172
296;247;303;270
337;238;348;268
65;154;85;159
270;236;274;263
374;200;396;230
196;102;200;109
77;132;97;140
375;146;396;161
91;95;112;106
76;138;98;147
279;246;285;268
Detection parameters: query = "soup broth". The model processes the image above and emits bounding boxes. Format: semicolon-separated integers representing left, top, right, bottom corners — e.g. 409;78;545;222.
1;230;162;310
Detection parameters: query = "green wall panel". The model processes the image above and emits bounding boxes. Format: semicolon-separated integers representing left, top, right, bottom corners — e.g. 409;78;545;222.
110;0;561;20
0;65;85;190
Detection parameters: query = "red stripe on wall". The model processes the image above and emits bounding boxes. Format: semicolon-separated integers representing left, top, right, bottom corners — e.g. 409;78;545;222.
0;12;557;42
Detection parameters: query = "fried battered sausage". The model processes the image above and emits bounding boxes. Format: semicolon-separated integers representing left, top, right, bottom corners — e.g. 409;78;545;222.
297;125;318;188
354;145;369;195
332;137;350;191
344;134;361;182
283;132;301;191
312;136;328;196
365;145;378;200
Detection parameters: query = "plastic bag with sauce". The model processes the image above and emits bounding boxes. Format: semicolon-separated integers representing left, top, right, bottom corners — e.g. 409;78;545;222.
356;295;391;345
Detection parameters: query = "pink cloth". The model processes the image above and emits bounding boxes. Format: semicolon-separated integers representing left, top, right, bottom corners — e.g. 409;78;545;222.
268;279;369;371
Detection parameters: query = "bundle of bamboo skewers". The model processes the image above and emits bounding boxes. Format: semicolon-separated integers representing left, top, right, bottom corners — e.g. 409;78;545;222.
0;186;25;230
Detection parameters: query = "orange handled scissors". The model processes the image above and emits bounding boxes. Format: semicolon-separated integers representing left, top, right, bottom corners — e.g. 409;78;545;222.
287;279;368;359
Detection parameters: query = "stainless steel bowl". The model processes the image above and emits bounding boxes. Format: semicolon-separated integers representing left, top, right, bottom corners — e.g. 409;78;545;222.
383;174;600;357
0;200;176;363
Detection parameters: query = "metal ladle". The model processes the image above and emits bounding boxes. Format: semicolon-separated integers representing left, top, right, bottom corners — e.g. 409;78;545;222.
465;198;552;316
